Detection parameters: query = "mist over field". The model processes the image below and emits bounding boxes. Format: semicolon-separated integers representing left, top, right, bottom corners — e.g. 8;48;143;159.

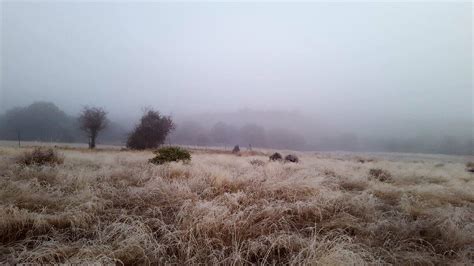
1;1;472;153
1;2;474;265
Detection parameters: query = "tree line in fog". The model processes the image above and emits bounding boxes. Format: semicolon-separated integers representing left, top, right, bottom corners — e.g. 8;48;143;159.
0;102;471;155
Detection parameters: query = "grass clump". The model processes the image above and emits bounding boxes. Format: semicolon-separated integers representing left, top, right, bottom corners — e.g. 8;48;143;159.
368;168;392;182
250;159;265;166
149;146;191;165
16;147;64;166
1;145;472;265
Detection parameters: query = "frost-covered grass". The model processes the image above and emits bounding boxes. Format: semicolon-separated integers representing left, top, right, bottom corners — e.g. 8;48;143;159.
0;145;473;264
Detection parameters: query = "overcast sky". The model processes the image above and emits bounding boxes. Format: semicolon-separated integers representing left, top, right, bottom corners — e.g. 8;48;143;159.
0;1;472;136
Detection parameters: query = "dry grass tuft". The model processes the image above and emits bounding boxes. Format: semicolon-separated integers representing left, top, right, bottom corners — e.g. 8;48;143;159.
0;145;473;264
322;169;337;177
338;178;368;191
249;159;266;166
368;168;392;182
16;147;64;166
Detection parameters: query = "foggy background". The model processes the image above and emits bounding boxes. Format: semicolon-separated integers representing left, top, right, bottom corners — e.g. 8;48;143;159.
0;2;472;154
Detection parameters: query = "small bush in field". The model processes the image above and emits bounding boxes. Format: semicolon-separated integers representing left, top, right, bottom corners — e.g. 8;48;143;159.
250;159;265;166
285;154;299;163
368;168;392;182
269;152;282;161
232;145;240;154
17;147;64;166
149;146;191;165
466;162;474;173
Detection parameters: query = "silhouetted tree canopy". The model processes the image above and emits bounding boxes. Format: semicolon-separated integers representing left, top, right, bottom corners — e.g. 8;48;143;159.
0;102;76;142
126;109;175;150
0;102;127;145
0;102;471;155
79;106;108;149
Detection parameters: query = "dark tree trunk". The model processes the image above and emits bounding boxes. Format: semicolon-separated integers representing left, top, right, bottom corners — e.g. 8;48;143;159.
90;132;97;149
17;130;21;148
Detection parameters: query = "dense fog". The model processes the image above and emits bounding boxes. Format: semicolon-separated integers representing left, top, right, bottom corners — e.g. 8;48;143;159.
1;2;472;155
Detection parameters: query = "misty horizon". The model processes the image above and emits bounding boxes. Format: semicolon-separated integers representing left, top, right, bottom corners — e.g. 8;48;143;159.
1;2;474;264
1;1;472;152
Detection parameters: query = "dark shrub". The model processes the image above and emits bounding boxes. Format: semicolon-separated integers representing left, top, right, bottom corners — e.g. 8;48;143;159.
269;152;282;161
284;154;299;163
127;109;175;150
466;162;474;173
149;146;191;165
368;168;392;182
17;147;64;166
232;145;240;154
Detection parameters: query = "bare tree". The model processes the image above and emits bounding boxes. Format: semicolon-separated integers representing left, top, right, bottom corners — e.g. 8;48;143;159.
78;106;108;149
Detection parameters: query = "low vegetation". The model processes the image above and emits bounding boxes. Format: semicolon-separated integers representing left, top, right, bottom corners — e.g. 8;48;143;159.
249;159;265;166
466;162;474;173
16;147;64;166
0;146;473;264
284;154;299;163
269;152;282;161
232;145;240;154
149;146;191;165
368;168;392;182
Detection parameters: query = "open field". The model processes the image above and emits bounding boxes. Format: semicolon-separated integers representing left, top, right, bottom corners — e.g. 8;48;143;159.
0;144;473;264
